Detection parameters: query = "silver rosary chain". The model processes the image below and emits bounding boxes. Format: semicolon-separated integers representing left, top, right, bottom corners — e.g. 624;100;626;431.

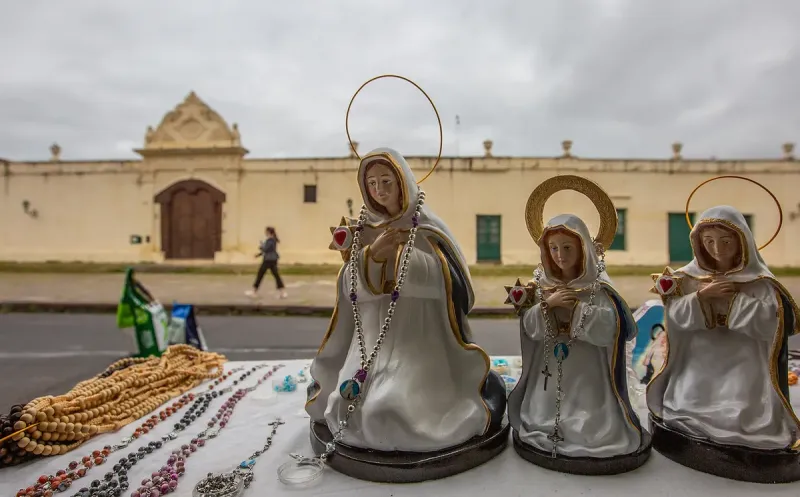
533;246;606;458
194;419;284;496
323;191;426;460
244;419;284;462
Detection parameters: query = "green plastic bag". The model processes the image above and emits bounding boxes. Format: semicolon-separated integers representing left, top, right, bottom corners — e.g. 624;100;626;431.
117;268;169;357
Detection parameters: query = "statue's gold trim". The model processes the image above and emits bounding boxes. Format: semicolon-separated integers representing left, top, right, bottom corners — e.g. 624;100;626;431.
524;175;618;250
305;264;345;408
432;242;492;434
604;285;642;435
363;245;385;295
770;288;800;439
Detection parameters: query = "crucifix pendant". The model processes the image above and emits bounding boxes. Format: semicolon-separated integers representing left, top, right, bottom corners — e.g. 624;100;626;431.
541;366;552;391
547;429;564;458
547;429;563;444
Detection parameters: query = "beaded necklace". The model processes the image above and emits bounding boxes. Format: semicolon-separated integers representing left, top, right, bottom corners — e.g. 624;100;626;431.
95;358;151;379
4;346;225;468
191;419;283;497
16;369;244;497
534;247;606;458
338;192;424;400
278;191;424;484
132;365;285;497
65;364;277;497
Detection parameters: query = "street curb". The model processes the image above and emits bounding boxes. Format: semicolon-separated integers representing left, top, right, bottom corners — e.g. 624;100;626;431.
0;302;517;319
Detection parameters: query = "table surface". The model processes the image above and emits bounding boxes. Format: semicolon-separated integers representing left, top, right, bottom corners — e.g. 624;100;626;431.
2;358;799;497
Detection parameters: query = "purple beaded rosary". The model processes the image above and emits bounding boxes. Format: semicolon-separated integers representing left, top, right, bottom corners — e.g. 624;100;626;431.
129;364;284;497
68;365;272;497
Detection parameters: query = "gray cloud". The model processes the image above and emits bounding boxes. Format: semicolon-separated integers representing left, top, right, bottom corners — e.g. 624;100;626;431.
1;0;798;161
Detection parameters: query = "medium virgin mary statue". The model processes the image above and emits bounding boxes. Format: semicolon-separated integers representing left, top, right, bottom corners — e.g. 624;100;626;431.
304;147;507;482
648;188;800;483
504;175;651;475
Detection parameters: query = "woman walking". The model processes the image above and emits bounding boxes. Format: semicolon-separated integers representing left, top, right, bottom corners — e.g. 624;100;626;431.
246;226;287;299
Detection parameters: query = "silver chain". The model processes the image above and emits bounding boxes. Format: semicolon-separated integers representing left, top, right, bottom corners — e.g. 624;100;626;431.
319;191;425;462
193;420;284;497
534;244;606;458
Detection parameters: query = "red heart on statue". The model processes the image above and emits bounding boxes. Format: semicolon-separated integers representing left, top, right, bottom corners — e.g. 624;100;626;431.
333;228;348;247
658;277;674;294
511;288;525;303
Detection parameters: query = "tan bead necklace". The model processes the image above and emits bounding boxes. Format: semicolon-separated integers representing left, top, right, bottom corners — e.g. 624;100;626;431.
0;345;225;467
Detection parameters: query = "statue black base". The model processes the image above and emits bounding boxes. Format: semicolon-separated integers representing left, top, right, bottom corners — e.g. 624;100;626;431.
512;428;652;475
650;414;800;484
309;420;510;483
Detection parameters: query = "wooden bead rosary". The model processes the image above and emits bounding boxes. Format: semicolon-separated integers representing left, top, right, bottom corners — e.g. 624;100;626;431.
0;345;226;467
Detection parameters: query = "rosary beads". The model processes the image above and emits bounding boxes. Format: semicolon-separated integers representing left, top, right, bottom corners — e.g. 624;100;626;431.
193;419;284;497
277;193;425;487
133;364;285;497
534;248;606;458
16;368;246;497
1;405;31;465
68;364;276;497
337;191;424;403
4;346;226;467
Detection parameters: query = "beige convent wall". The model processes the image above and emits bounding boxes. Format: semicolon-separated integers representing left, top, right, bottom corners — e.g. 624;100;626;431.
2;92;799;267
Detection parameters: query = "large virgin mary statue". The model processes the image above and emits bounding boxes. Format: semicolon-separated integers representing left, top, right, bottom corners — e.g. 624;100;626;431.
647;204;800;482
305;148;506;456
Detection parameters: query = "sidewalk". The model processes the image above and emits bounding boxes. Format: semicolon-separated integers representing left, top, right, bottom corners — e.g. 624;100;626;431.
3;272;800;317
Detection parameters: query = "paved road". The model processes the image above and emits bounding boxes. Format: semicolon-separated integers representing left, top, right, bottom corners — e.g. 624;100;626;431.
7;312;799;416
0;313;519;413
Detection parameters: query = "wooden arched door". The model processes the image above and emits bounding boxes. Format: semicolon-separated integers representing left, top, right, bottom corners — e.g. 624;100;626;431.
154;179;226;260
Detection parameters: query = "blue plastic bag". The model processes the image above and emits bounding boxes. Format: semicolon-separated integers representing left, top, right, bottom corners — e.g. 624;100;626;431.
168;303;209;351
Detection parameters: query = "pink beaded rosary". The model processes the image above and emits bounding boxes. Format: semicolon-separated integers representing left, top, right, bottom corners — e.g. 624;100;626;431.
131;364;284;497
17;368;246;497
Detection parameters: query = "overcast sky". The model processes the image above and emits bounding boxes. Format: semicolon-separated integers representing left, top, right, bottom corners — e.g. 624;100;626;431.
1;0;798;161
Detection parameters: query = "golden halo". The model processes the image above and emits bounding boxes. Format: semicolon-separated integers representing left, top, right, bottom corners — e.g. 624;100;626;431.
525;175;618;249
345;74;443;184
685;175;782;251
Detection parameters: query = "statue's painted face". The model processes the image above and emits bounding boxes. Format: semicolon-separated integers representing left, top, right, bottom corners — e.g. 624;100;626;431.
547;231;582;272
365;161;401;213
700;225;740;267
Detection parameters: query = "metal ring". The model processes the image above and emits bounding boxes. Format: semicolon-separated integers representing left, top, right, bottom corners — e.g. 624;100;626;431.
685;175;782;251
345;74;443;184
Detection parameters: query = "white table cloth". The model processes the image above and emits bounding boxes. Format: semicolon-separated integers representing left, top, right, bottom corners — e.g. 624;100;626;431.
3;358;800;496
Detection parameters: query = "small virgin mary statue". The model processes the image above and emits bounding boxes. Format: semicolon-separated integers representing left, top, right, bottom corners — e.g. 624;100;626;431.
304;148;508;483
505;175;651;475
648;194;800;483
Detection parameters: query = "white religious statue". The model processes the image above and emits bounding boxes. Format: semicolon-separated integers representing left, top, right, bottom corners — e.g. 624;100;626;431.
647;195;800;483
303;148;507;482
505;175;650;475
